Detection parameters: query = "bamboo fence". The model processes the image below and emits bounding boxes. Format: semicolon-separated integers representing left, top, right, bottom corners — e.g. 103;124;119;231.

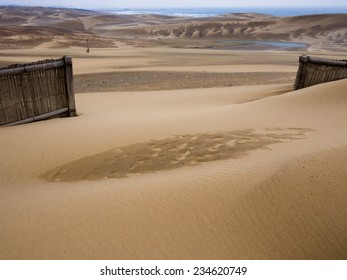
0;56;76;126
294;55;347;90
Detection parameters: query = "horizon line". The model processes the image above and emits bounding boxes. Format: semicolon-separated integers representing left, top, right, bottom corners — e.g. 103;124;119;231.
1;4;347;9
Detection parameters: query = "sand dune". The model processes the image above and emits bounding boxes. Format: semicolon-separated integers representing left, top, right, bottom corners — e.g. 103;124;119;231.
1;77;346;259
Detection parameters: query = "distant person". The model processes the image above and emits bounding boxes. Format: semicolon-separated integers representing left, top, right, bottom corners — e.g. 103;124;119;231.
86;38;90;53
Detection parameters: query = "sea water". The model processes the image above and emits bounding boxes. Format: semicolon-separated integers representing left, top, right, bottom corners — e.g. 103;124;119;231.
104;7;347;18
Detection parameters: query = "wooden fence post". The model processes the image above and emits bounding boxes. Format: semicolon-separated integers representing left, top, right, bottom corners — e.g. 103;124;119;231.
64;56;77;117
294;56;306;90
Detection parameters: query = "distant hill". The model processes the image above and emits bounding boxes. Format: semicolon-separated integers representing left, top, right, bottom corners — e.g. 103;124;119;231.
1;6;346;51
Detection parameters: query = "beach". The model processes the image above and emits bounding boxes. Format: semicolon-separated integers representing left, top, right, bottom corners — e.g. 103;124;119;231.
0;6;347;259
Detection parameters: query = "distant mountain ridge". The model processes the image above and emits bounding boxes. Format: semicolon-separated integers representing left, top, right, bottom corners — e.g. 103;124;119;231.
1;6;346;51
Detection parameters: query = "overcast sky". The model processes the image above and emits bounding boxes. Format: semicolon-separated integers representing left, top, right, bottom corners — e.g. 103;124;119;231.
3;0;346;9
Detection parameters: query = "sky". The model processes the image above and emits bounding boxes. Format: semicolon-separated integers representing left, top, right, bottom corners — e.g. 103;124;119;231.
2;0;346;9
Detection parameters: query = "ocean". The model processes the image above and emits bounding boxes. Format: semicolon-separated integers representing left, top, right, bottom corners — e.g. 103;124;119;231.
104;7;347;18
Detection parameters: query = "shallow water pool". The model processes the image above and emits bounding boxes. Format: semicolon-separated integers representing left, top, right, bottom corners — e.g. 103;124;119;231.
218;40;308;49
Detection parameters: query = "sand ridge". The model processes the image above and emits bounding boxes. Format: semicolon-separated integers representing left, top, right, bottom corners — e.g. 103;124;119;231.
1;78;347;259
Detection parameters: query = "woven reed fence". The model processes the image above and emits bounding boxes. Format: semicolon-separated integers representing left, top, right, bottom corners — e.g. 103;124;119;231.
0;56;76;126
294;55;347;90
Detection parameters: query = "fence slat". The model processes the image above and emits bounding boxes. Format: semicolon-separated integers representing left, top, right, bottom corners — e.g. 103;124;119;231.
64;56;77;117
2;107;69;126
300;55;347;67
